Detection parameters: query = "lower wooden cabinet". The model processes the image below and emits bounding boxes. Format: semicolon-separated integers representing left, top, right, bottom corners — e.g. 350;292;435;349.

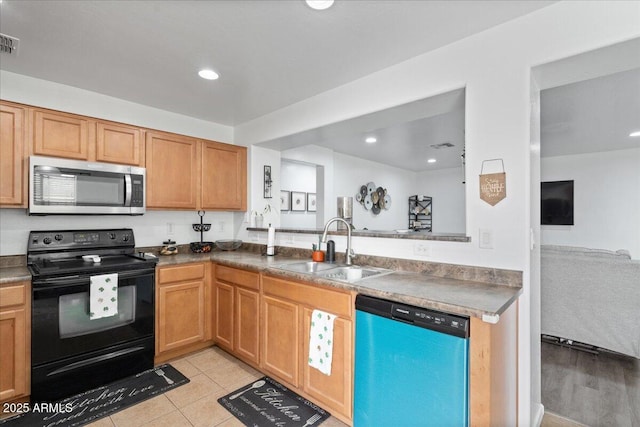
262;295;300;386
156;262;212;360
261;274;354;424
213;264;260;366
302;308;352;419
0;281;30;403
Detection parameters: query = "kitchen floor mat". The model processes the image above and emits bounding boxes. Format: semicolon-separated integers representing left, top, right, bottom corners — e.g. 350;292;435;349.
218;376;330;427
0;364;189;427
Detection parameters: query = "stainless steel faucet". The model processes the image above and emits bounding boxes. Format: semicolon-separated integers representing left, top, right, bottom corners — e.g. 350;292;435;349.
321;217;355;265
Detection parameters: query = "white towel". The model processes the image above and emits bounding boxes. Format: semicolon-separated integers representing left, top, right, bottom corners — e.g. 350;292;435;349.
308;309;337;376
90;273;118;320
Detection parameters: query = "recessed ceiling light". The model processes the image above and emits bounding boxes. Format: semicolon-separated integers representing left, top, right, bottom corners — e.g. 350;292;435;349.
427;158;437;164
198;69;219;80
306;0;334;10
365;137;377;144
629;131;640;137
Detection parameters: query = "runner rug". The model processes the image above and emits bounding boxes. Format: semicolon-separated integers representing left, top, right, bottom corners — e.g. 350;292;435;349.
218;376;331;427
0;364;189;427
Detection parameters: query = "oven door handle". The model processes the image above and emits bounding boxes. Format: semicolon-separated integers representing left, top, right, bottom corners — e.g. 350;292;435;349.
47;346;147;377
33;268;155;289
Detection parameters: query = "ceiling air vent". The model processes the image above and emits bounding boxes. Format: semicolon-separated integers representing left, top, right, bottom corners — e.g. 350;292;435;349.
429;142;455;149
0;33;20;55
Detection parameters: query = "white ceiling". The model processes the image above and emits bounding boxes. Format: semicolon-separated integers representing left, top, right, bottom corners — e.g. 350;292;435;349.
258;88;466;171
0;0;555;126
541;68;640;157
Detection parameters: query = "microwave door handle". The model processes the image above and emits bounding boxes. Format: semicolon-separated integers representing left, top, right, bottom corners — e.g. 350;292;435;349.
124;174;132;207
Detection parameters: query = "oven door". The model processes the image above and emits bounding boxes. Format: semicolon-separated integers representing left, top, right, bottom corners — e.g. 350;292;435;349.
31;268;155;366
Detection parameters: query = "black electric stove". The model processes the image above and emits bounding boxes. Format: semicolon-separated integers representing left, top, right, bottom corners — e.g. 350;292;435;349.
27;228;158;402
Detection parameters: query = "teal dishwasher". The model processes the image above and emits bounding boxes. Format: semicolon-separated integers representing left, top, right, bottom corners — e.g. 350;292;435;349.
354;294;469;427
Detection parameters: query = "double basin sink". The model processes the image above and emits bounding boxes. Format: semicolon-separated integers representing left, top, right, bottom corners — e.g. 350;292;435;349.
272;261;393;283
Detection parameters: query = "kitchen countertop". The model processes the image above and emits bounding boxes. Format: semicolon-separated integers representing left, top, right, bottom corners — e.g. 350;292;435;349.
0;251;521;321
157;251;521;321
0;266;31;284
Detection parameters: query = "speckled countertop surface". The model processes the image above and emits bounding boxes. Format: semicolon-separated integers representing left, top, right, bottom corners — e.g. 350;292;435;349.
0;266;31;284
0;251;521;320
157;252;521;320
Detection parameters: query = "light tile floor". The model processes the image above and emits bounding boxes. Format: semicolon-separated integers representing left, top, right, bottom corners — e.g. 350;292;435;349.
86;346;349;427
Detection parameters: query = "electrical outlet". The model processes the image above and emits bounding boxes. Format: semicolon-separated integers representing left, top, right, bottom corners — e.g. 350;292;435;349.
218;221;225;232
249;232;259;242
413;242;431;256
166;223;175;236
479;228;493;249
283;234;295;245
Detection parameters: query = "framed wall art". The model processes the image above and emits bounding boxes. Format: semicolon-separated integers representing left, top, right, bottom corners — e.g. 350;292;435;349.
280;190;290;211
264;165;273;198
291;191;306;211
307;193;317;212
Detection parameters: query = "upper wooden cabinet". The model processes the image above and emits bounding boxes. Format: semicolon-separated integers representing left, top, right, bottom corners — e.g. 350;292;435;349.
1;101;246;211
31;107;145;166
96;122;144;166
0;102;26;207
145;131;200;209
201;141;247;211
145;132;247;211
33;109;92;160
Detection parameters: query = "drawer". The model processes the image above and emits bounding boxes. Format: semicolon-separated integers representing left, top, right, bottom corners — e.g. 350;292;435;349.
262;275;352;318
158;263;205;284
0;282;27;308
216;264;259;290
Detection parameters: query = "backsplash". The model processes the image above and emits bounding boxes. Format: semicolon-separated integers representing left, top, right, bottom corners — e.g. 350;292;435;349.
0;208;236;256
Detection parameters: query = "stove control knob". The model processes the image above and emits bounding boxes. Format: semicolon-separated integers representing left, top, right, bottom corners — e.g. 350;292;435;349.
43;237;52;245
54;234;63;241
122;235;130;242
108;233;116;240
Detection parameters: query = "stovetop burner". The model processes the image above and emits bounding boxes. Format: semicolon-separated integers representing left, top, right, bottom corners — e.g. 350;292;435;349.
28;228;157;278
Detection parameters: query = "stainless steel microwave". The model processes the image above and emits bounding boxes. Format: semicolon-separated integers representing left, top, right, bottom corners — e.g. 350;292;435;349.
29;156;145;215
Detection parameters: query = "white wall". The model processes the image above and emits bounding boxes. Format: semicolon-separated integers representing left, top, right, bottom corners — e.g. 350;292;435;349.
0;70;237;256
248;145;282;227
417;166;466;234
541;148;640;258
234;3;640;425
280;160;317;228
333;152;415;231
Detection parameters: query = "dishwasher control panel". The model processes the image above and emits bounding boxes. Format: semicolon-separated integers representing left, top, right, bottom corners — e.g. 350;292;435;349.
356;294;469;338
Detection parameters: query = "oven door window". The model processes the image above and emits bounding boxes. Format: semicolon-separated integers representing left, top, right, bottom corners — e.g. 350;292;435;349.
59;285;136;338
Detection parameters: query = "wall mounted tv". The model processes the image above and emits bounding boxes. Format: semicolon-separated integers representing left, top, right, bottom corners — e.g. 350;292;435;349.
541;180;574;225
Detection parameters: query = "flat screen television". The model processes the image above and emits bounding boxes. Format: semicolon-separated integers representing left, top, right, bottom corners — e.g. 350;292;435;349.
541;180;574;225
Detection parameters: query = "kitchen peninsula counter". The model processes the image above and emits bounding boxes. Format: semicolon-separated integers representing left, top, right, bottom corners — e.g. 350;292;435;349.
156;251;521;321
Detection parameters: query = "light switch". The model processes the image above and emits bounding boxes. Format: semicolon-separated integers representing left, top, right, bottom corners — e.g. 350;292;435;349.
479;228;493;249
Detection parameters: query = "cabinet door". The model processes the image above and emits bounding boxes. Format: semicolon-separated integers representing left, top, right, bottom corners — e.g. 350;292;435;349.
33;109;91;160
0;307;28;402
157;280;205;353
0;103;26;206
262;295;299;387
201;141;247;210
96;121;143;166
145;131;199;209
302;308;352;419
214;282;234;351
235;287;259;365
